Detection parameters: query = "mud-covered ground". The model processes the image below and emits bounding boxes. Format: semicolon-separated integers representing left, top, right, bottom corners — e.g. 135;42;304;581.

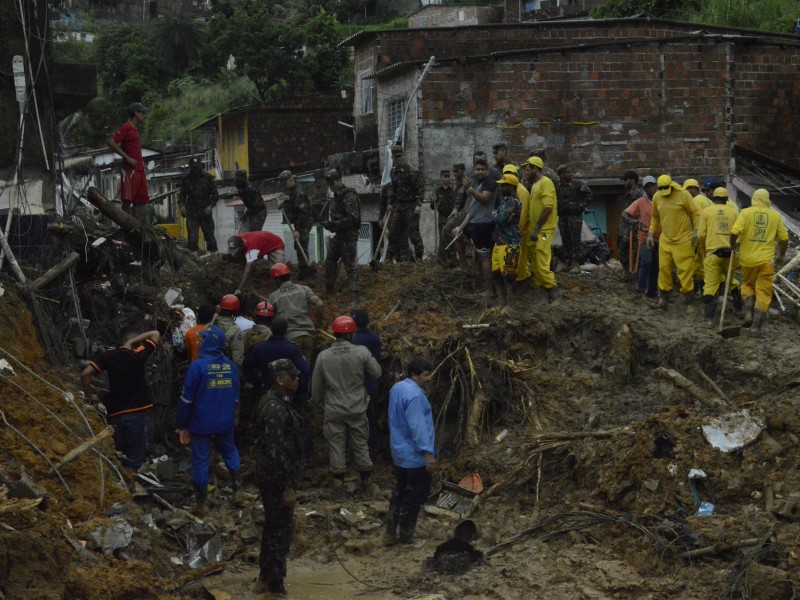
1;245;800;600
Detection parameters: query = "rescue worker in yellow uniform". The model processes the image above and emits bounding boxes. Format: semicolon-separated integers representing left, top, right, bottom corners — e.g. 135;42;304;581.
684;178;713;295
730;188;789;335
501;164;532;284
526;156;560;302
697;188;743;326
647;175;700;310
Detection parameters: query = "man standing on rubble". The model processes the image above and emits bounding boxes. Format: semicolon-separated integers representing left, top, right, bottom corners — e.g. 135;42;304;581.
312;315;382;495
323;169;361;298
386;356;436;546
623;175;659;298
253;359;304;597
430;170;455;263
234;169;267;233
244;301;274;354
685;178;713;295
492;172;522;309
108;102;149;219
386;146;425;261
730;188;789;335
619;170;644;277
556;164;592;273
698;187;744;326
228;231;286;294
278;170;316;279
81;327;160;477
647;175;700;310
527;156;560;302
440;162;468;268
352;309;382;458
268;262;323;364
175;326;241;517
215;294;245;369
178;157;219;256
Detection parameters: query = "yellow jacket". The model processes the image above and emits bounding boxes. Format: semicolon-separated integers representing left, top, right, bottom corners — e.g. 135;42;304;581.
692;194;713;212
650;187;699;245
726;199;739;214
518;182;532;236
731;189;789;267
529;176;558;233
698;203;738;255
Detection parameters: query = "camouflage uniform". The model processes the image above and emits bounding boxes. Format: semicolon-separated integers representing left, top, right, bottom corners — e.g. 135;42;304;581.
244;323;271;355
556;178;592;268
253;387;303;587
235;173;267;233
178;171;219;252
431;184;455;263
387;164;425;261
215;315;244;369
324;186;360;293
282;186;315;270
440;180;468;265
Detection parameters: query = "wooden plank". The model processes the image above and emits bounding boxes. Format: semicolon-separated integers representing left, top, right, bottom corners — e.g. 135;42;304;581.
31;252;79;291
48;426;114;475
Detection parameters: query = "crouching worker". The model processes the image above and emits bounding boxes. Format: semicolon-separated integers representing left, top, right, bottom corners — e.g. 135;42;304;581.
176;326;241;517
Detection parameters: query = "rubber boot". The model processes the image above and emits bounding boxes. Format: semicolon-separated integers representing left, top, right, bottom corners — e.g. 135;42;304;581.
267;579;287;596
742;296;755;327
384;507;400;546
229;468;245;506
192;485;208;518
750;309;767;337
653;290;671;311
731;287;744;317
398;520;417;545
547;286;563;304
702;296;716;327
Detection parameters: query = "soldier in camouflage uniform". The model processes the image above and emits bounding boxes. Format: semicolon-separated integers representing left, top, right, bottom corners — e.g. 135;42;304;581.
386;146;425;261
252;359;304;596
215;294;245;369
556;164;593;273
178;157;219;254
430;169;455;265
323;169;360;296
234;169;267;233
278;170;316;279
440;162;468;267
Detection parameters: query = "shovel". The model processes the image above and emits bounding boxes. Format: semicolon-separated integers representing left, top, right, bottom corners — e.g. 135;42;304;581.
369;208;392;271
280;207;316;278
718;250;740;338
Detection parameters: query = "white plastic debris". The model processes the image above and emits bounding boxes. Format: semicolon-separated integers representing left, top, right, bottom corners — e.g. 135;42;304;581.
164;287;183;307
0;359;15;376
91;236;107;247
688;469;707;480
702;409;764;453
87;520;134;554
0;284;4;297
667;463;678;477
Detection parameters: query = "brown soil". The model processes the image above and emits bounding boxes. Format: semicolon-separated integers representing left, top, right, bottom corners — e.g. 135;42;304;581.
1;250;800;600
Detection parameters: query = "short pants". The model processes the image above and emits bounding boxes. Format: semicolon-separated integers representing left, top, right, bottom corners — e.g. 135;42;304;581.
121;169;149;205
466;222;495;254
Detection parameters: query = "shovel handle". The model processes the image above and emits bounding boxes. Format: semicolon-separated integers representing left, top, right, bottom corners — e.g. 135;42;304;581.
281;208;311;265
718;248;735;333
371;208;393;262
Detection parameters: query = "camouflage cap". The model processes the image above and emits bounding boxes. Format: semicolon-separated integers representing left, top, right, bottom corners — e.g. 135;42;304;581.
269;358;300;376
555;164;570;175
278;170;293;181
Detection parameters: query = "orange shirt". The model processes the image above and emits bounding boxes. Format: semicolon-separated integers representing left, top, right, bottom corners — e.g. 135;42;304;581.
624;196;660;244
184;324;206;362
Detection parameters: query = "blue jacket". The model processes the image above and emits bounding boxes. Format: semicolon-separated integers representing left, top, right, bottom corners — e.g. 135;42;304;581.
177;326;239;435
243;335;309;396
354;328;382;396
388;378;435;469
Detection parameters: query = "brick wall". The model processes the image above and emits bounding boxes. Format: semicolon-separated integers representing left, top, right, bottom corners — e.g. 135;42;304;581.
246;94;354;179
408;5;503;28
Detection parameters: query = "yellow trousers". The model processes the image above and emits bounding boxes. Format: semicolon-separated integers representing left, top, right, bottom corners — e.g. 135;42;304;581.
658;240;695;293
693;246;704;280
703;254;739;297
531;231;557;290
516;238;533;282
740;262;774;311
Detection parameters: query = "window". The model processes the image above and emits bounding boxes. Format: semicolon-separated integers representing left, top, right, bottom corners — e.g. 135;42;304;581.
359;70;374;114
386;96;406;137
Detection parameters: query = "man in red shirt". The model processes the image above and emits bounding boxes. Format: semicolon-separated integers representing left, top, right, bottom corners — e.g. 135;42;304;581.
228;231;286;293
623;175;659;298
108;102;149;219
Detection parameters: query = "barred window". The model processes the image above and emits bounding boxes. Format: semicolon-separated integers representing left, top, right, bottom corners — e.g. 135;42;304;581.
359;71;374;115
386;96;406;137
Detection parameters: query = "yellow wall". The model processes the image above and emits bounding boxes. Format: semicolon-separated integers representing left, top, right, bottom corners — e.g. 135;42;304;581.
219;114;249;175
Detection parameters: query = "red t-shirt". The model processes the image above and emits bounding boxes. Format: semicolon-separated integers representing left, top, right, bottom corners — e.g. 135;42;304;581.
112;122;144;172
239;231;285;263
624;196;661;244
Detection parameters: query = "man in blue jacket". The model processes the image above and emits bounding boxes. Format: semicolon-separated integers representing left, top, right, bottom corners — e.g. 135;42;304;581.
386;356;436;545
176;326;241;517
352;309;381;457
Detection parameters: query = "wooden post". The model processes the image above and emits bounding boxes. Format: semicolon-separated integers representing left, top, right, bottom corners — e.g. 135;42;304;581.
31;252;80;291
87;187;141;232
48;426;114;476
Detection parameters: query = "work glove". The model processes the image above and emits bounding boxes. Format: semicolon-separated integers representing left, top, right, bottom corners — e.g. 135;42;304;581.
774;255;785;269
713;247;732;258
323;220;335;232
529;224;541;242
646;232;655;251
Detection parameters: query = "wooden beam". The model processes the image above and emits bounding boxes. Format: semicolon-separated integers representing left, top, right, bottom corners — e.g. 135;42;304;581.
31;252;79;291
48;426;114;475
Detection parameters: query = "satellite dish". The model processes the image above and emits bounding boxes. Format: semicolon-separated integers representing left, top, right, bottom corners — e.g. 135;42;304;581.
147;160;156;172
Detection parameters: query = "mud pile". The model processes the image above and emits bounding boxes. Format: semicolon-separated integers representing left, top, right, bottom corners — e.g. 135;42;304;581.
2;216;800;599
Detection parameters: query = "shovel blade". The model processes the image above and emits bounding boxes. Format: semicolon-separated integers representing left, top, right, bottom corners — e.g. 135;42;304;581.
369;259;381;272
718;326;741;338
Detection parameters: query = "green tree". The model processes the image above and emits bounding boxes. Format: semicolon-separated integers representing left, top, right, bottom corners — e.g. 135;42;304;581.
301;10;350;92
590;0;696;19
149;9;206;75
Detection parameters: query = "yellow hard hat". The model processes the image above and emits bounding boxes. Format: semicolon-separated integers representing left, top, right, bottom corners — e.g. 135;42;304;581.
527;156;544;169
657;174;673;188
497;173;520;186
683;178;700;189
713;187;728;198
502;164;518;174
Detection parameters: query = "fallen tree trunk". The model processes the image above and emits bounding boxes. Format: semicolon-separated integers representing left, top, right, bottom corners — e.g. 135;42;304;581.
678;538;760;559
654;367;728;411
48;426;114;476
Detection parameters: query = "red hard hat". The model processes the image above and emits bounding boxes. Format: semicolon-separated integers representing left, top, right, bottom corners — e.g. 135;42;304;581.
331;315;356;334
254;301;275;318
270;263;291;279
219;294;240;311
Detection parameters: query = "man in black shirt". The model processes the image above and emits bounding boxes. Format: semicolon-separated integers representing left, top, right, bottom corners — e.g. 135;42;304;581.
81;327;161;476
